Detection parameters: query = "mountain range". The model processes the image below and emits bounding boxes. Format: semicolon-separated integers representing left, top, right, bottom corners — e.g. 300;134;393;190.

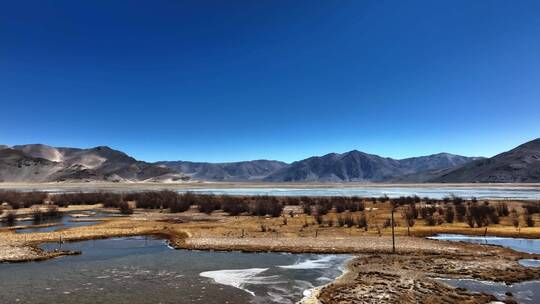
155;160;287;182
431;138;540;183
0;138;539;183
263;151;482;182
0;144;185;183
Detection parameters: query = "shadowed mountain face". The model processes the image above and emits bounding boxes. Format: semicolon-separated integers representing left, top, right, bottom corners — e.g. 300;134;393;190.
431;138;540;183
0;144;184;182
156;160;288;181
264;151;480;182
0;148;63;182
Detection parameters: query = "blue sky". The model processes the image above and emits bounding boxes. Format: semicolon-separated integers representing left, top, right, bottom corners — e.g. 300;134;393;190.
1;0;539;163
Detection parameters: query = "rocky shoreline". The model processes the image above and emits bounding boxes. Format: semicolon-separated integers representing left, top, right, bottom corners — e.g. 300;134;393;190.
316;246;540;304
0;243;80;263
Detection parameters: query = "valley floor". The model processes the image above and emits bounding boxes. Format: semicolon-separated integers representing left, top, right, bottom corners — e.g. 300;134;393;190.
1;206;539;303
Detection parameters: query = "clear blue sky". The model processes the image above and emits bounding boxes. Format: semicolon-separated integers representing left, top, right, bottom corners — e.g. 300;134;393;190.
1;1;539;163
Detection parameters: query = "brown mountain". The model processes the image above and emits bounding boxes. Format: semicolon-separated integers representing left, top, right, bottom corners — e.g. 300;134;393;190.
264;151;480;182
431;138;540;183
156;160;288;181
0;144;185;182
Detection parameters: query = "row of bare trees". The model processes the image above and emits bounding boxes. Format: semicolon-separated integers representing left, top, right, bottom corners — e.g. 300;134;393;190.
0;191;537;227
396;199;535;228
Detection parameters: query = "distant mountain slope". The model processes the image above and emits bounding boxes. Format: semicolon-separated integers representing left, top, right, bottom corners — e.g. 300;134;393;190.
157;160;287;181
384;154;485;183
0;148;63;182
9;140;539;183
264;151;480;182
399;153;484;173
2;144;185;182
431;138;540;183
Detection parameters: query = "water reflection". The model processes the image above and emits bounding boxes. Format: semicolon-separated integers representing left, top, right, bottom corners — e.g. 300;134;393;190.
428;234;540;254
430;234;540;303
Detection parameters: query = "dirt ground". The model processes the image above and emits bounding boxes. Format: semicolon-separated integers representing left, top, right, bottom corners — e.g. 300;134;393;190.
317;247;539;304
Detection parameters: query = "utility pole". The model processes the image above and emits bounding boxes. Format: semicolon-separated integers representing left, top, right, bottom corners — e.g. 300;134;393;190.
391;207;396;253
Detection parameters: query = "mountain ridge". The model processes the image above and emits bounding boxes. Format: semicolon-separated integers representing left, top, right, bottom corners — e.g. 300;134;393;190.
263;150;481;182
156;160;287;181
431;138;540;183
0;144;185;182
2;138;539;183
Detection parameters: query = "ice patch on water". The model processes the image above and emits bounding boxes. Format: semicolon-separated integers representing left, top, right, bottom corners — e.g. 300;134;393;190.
428;234;509;241
200;268;272;296
519;259;540;268
316;276;332;282
278;255;343;270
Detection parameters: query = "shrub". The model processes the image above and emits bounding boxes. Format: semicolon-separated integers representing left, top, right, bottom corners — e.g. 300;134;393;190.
402;206;416;227
424;214;436;226
465;213;475;228
451;195;464;205
198;195;221;214
31;207;44;223
169;199;191;213
496;203;510;217
510;208;520;228
523;202;540;214
444;205;455;223
102;193;124;208
408;203;418;219
419;206;436;219
454;202;466;222
316;204;330;216
337;215;345;227
315;213;323;225
119;201;133;215
435;214;444;225
326;216;334;227
302;203;312;215
343;212;355;227
222;196;248;216
125;191;177;209
45;205;62;218
523;210;535;227
333;197;347;213
5;211;16;226
0;190;47;209
378;195;389;203
357;212;368;231
249;196;283;217
284;197;301;205
51;192;121;207
487;208;500;225
466;202;494;227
